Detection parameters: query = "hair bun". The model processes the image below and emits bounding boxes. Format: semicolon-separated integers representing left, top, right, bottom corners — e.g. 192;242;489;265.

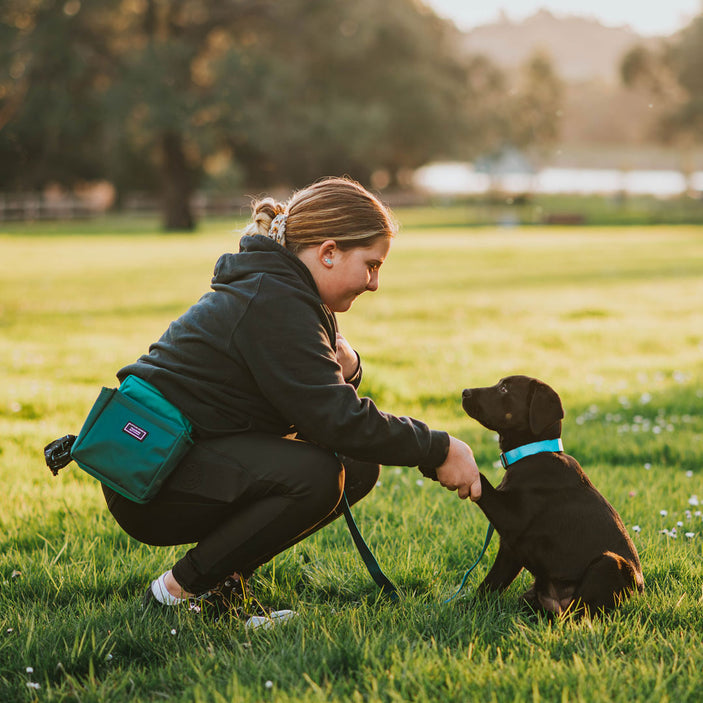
243;197;287;241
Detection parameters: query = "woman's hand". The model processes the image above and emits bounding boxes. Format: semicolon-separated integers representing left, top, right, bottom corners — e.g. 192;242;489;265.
335;333;359;380
435;436;482;501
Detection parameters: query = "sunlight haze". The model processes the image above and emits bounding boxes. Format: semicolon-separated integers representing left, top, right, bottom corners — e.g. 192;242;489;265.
425;0;702;35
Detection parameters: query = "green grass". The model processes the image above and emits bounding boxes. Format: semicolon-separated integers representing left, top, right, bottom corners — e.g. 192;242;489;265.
1;217;703;702
383;194;703;228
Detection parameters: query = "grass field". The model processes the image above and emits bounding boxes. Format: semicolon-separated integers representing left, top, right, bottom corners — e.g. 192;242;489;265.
1;216;702;702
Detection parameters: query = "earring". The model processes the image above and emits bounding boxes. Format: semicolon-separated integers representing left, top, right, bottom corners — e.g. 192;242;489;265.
324;258;332;265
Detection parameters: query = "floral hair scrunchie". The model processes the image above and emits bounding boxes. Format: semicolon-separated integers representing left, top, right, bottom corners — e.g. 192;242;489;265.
268;213;287;245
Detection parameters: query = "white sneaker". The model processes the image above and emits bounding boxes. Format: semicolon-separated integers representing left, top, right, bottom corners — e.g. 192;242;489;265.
245;609;297;630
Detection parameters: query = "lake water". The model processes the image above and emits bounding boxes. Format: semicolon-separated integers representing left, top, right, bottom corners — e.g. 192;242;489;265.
414;162;703;197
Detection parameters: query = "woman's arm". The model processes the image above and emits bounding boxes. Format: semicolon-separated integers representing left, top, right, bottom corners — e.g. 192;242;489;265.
235;279;451;471
335;333;361;383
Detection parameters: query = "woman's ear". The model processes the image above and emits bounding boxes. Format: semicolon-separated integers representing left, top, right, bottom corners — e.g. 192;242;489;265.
319;240;337;268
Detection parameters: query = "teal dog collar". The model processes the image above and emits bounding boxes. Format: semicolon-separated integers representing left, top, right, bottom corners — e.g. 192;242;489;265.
500;438;564;469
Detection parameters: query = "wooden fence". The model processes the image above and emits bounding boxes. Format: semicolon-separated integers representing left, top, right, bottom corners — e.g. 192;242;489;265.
0;192;255;221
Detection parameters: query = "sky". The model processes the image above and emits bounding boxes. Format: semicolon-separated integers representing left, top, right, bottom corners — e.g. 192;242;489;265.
424;0;702;36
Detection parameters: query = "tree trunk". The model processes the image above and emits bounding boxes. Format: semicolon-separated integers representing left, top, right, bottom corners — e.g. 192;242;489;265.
161;131;195;231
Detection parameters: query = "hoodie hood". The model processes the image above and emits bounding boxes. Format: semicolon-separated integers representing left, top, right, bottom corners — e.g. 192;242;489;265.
211;235;319;295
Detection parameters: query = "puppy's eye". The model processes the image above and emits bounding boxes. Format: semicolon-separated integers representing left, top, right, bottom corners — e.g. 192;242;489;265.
498;385;508;394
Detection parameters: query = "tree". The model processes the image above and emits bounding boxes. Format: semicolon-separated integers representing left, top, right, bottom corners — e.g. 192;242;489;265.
1;0;525;228
460;50;563;188
511;51;564;165
459;54;514;161
621;13;703;151
206;0;487;188
0;1;111;191
1;0;273;229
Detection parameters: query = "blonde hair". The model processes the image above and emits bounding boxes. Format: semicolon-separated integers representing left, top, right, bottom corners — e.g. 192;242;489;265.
242;177;397;255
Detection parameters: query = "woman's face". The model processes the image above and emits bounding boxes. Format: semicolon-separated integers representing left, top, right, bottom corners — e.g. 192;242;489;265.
312;237;392;313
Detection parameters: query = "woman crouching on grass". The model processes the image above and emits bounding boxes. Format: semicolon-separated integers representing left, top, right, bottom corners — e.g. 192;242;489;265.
104;176;482;620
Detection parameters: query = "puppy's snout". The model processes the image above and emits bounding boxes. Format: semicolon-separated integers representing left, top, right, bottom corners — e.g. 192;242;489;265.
462;389;472;400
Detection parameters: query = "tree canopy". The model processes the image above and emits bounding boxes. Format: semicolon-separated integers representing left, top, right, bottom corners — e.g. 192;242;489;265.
621;12;703;148
1;0;564;229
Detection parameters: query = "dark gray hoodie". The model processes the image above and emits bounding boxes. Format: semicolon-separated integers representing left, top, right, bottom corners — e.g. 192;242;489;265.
118;235;448;474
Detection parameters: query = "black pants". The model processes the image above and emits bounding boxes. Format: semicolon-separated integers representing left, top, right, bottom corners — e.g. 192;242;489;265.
103;432;380;594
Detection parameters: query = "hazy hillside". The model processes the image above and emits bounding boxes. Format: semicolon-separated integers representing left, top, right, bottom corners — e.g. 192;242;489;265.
459;9;696;168
462;9;662;83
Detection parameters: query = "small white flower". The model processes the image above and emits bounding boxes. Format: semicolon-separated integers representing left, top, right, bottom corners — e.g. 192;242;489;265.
689;495;700;506
677;521;684;527
106;654;113;661
416;479;424;487
685;532;695;539
660;510;668;517
686;471;693;478
265;681;274;690
644;463;652;470
6;628;13;633
26;682;40;690
632;525;641;533
170;629;177;636
375;481;382;487
26;667;33;674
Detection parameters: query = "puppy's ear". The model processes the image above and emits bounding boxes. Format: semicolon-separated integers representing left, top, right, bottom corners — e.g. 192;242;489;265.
528;380;564;434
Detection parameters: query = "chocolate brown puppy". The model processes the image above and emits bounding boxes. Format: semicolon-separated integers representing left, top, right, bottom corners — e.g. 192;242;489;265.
462;375;643;615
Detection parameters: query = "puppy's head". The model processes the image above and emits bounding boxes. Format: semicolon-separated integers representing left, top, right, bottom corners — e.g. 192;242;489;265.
462;375;564;442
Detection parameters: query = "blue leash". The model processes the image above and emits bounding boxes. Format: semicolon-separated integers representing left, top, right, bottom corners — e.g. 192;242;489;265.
342;492;399;600
342;490;494;603
442;523;495;604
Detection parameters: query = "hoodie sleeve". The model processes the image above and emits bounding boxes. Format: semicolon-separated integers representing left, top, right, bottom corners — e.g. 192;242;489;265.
233;276;449;470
